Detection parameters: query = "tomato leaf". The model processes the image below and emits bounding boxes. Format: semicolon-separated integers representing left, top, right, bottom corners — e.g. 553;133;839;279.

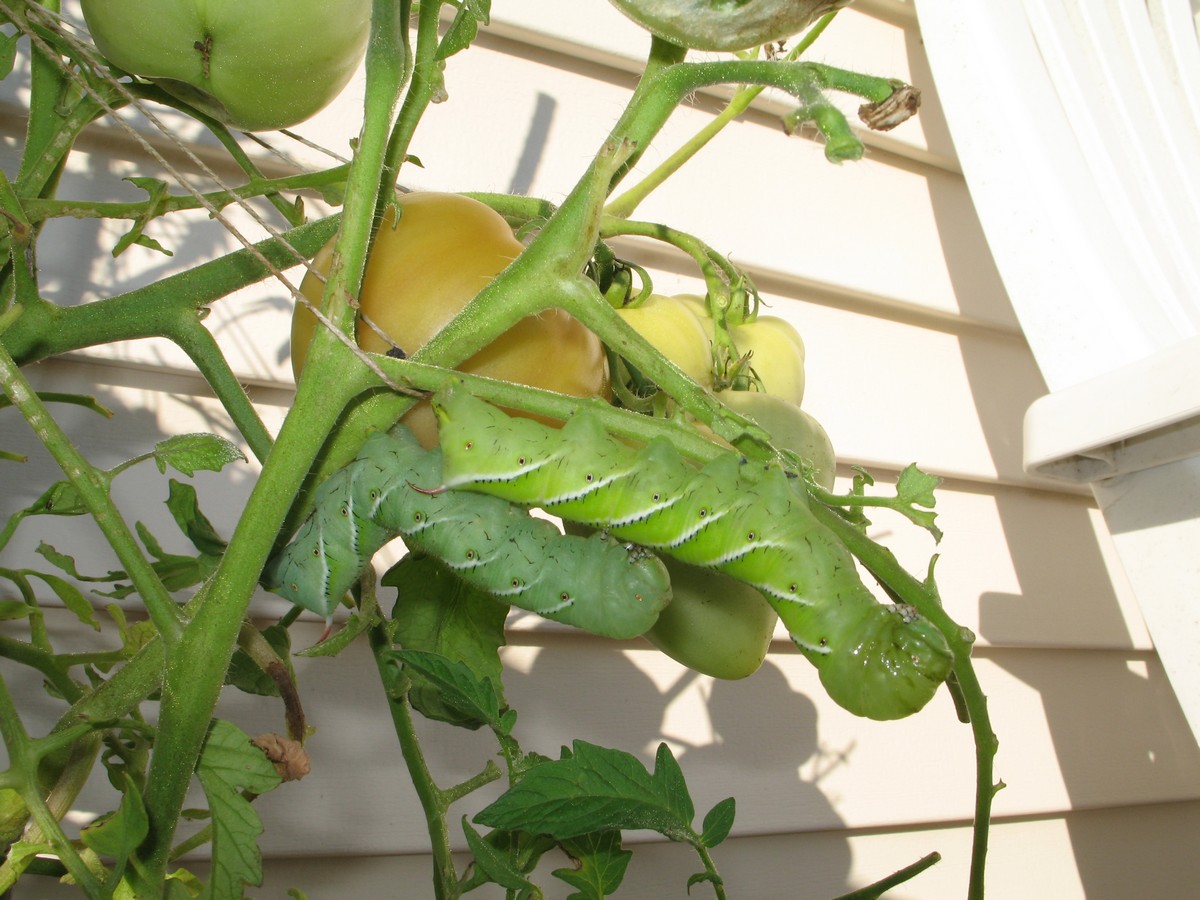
387;648;506;732
699;797;736;848
79;775;149;882
552;830;632;899
153;433;245;478
196;720;280;900
165;480;228;557
436;0;491;60
385;553;508;729
226;624;293;697
462;818;538;893
474;741;700;845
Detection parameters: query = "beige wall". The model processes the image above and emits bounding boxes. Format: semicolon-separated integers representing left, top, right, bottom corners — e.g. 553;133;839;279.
4;2;1200;897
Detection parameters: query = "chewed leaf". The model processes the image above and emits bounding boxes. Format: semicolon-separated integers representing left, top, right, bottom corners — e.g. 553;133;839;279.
153;433;245;477
79;775;149;878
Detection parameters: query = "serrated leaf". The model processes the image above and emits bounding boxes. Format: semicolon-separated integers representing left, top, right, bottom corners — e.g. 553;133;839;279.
553;830;632;899
699;797;735;848
196;720;280;900
385;553;508;728
653;743;694;826
895;464;942;541
165;480;228;557
462;818;537;892
79;775;149;877
388;649;504;732
154;434;245;478
475;741;699;844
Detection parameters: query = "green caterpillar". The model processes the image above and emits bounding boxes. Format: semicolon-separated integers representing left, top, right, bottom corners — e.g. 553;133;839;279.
264;424;672;640
430;385;953;721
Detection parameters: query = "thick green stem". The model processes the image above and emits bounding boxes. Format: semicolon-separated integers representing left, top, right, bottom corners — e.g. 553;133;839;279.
1;217;339;366
131;0;413;888
368;625;459;899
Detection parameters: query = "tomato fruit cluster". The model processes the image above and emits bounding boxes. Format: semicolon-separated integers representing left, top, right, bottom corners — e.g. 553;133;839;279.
292;192;610;447
617;289;835;678
80;0;370;131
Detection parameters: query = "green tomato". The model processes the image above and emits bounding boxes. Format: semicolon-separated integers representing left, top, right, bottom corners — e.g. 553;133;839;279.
719;390;836;490
644;560;778;680
608;0;852;52
80;0;370;131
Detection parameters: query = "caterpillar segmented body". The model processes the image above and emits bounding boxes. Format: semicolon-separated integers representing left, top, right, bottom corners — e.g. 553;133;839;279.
430;385;953;720
264;424;672;640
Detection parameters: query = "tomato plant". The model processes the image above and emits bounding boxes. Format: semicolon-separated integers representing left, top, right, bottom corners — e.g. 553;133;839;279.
292;192;610;446
79;0;370;131
0;3;995;898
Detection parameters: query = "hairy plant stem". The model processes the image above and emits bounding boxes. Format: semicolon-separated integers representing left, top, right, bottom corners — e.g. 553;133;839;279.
605;13;839;219
130;1;414;888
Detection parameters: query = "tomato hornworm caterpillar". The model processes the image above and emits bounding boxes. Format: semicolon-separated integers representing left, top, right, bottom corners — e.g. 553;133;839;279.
430;385;953;720
264;424;672;640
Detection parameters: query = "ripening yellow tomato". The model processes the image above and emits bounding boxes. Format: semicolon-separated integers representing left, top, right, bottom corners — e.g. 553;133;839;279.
615;294;712;385
291;192;610;447
676;295;806;406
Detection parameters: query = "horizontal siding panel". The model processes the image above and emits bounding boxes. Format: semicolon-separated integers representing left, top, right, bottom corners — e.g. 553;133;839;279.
6;615;1199;858
9;359;1143;651
25;799;1200;899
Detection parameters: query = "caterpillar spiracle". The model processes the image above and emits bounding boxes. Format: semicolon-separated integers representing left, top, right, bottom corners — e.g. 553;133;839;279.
430;385;954;721
264;424;672;640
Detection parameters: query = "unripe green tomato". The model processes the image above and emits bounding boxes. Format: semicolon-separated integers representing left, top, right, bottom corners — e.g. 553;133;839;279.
644;559;778;680
719;389;836;490
79;0;370;131
677;295;806;406
608;0;852;52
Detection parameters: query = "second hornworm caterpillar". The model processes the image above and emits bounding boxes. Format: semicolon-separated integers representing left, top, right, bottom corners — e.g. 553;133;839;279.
430;385;954;721
264;424;672;640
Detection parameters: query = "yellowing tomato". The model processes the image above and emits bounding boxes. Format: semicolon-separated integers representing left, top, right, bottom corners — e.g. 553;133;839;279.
292;192;609;446
615;294;712;385
676;295;806;405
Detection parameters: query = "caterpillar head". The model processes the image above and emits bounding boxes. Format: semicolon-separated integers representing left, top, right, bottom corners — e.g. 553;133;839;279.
811;606;953;720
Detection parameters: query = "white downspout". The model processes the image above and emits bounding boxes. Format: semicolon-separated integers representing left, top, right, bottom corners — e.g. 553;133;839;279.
916;0;1200;743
